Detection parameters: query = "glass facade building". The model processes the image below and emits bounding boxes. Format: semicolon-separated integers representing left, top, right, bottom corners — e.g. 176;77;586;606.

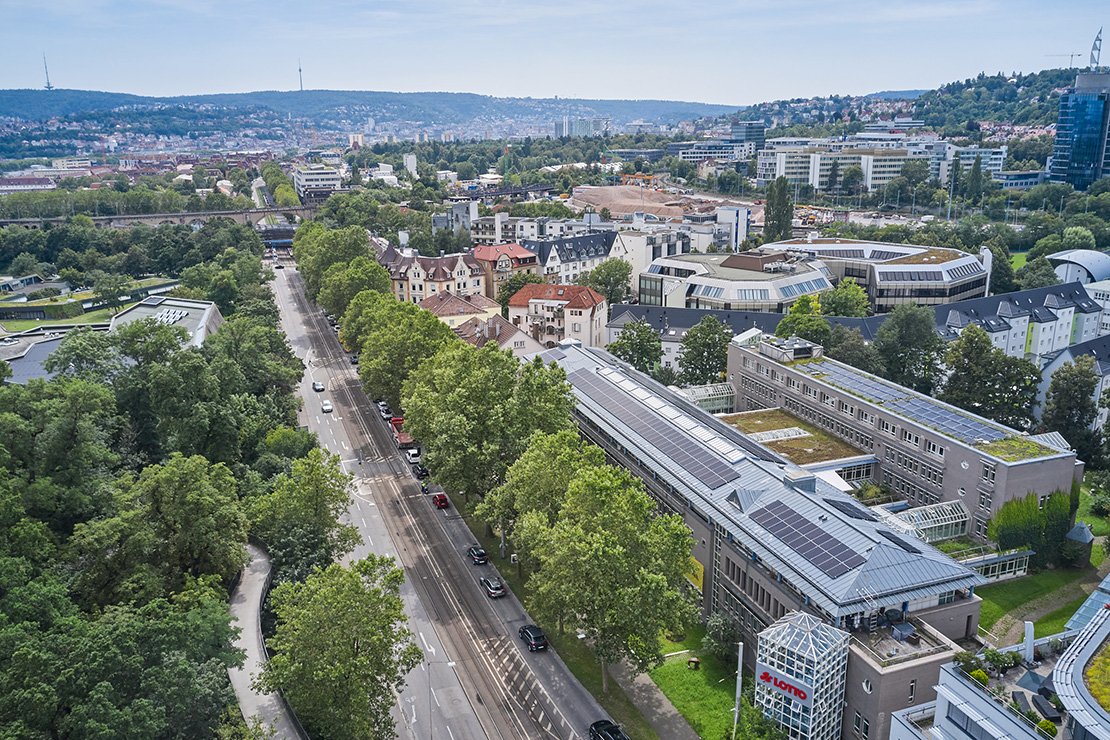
1049;73;1110;191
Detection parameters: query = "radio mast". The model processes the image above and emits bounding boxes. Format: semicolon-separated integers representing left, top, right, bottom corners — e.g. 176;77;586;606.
298;59;303;92
43;54;54;91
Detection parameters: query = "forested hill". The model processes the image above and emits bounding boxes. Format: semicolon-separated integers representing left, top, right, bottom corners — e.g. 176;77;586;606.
0;88;740;125
912;68;1077;128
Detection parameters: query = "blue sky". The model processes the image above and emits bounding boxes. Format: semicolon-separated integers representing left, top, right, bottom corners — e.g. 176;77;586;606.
0;0;1106;104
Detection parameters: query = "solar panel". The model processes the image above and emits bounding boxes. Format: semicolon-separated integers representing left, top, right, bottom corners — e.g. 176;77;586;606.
823;498;879;522
749;500;866;579
877;530;922;554
884;398;1008;444
571;370;740;490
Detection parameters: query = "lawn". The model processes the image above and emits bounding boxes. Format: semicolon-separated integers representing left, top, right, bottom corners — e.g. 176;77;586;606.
649;653;737;740
976;568;1088;631
1011;252;1028;270
720;410;863;465
0;305;132;334
1077;487;1110;537
933;537;980;555
451;495;658;740
1034;593;1088;638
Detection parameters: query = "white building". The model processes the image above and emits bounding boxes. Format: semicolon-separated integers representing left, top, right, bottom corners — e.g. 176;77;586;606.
403;153;418;177
507;283;607;348
522;231;620;286
292;164;341;201
1048;249;1110;285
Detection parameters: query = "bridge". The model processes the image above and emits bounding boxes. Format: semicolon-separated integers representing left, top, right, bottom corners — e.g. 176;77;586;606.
0;205;317;230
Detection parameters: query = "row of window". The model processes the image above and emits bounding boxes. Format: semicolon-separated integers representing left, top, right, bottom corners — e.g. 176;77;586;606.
882;470;940;507
884;448;944;488
782;396;875;451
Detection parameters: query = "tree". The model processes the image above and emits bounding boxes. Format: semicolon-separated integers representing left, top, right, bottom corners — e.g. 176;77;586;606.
43;326;125;383
255;557;422;740
965;155;984;204
356;303;459;411
519;464;694;692
1044;355;1103;464
401;343;574;499
1017;256;1062;290
825;325;884;375
702;612;744;660
497;271;546;317
873;304;945;393
986;242;1018;294
763;176;793;242
292;225;371;299
940;326;1041;429
679;315;733;386
583;258;632;312
825;160;840;193
841;165;864;195
901;159;930;187
91;270;133;311
820;278;870;317
607;320;662;373
775;295;831;345
317;256;391;317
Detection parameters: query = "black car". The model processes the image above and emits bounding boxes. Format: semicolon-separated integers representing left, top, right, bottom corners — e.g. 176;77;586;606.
588;720;629;740
466;545;488;565
349;354;360;365
480;576;506;598
411;463;429;479
518;624;548;652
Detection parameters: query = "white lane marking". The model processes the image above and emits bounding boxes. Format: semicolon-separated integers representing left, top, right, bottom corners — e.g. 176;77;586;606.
446;726;455;740
430;686;440;708
341;440;349;450
420;632;436;657
360;516;367;527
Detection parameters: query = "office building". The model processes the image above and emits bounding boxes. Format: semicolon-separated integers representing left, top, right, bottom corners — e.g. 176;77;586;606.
996;170;1046;190
292;163;341;202
610;148;665;163
766;238;990;313
1049;73;1110;191
544;342;987;740
863;118;926;132
730;121;767;150
1047;249;1110;285
729;336;1081;541
613;227;693;278
677;141;757;164
638;251;833;312
507;284;607;347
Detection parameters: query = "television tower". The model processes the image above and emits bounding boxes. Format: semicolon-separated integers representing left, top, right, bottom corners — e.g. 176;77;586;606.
43;54;54;91
298;59;303;92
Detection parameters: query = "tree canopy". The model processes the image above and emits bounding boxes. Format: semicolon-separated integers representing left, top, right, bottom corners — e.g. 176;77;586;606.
607;319;663;374
679;315;733;386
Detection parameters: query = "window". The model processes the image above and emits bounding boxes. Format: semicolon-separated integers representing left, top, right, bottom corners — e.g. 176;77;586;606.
926;440;944;458
853;712;862;732
901;429;920;447
861;680;872;694
909;679;916;702
880;419;896;436
862;718;870;739
981;463;996;484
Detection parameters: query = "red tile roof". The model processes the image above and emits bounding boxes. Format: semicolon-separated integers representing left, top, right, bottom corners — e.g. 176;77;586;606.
418;291;498;317
507;283;606;310
472;243;538;263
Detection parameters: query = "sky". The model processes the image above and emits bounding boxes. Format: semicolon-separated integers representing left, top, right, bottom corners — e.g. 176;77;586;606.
0;0;1106;106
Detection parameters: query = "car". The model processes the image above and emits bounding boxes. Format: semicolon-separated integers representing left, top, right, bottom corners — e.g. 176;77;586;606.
479;576;506;598
405;448;421;464
588;720;630;740
350;354;360;365
273;263;285;269
432;493;449;509
411;463;429;479
378;405;393;420
311;381;325;392
332;325;340;334
466;545;488;564
321;400;334;413
518;624;548;652
325;314;337;325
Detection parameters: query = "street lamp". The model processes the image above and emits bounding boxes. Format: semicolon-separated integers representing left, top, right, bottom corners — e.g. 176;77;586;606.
730;641;744;740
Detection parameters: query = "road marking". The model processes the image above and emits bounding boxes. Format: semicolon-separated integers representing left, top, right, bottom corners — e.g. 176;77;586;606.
430;686;440;707
341;440;349;450
446;726;455;740
420;631;436;657
360;516;366;527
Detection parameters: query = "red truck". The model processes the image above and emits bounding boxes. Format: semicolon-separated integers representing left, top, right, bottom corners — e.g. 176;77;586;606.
390;416;415;449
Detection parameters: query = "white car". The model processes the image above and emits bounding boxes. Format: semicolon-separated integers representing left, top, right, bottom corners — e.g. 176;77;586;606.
312;381;325;392
405;448;421;464
321;400;334;413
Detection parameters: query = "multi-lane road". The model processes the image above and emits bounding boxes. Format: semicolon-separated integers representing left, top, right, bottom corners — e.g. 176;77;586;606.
270;261;606;740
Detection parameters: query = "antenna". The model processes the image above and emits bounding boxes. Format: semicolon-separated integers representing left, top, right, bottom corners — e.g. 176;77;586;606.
1093;27;1103;68
298;59;303;92
43;53;54;91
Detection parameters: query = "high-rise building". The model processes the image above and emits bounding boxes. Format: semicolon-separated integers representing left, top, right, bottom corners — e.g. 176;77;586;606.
1048;72;1110;191
730;121;766;150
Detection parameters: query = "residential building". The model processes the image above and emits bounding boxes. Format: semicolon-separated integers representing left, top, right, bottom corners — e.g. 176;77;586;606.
374;244;485;303
431;200;478;235
890;603;1110;740
1083;278;1110;334
1037;332;1110;429
544;341;987;740
453;314;545;357
766;238;989;313
1047;249;1110;285
507;284;606;347
1048;72;1110;191
0;176;55;194
757;146;928;191
638;251;833;312
292;163;341;202
417;291;501;328
402;153;418;177
522;231;617;285
613;228;693;278
729;336;1081;541
471;243;541;300
553;117;609;138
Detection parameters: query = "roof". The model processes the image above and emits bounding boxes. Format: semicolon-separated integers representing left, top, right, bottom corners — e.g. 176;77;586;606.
1047;249;1110;282
522;231;616;266
607;304;887;342
1067;521;1096;544
1047;332;1110;377
648;251;826;282
1052;604;1110;739
418;291;499;317
545;344;985;620
508;283;606;310
471;243;538;263
379;250;482;283
109;296;223;348
453;314;535;351
936;282;1101;338
1067;572;1110;632
758;612;849;660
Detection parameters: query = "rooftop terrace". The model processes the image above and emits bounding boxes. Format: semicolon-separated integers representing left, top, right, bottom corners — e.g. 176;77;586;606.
721;408;864;465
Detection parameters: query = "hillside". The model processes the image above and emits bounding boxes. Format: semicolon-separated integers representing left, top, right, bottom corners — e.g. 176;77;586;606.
912;68;1077;129
0;88;740;127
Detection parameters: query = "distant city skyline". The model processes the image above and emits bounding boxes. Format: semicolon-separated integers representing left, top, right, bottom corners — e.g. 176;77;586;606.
0;1;1106;106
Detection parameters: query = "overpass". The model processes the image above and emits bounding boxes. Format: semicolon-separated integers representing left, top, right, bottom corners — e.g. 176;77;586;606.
0;205;317;230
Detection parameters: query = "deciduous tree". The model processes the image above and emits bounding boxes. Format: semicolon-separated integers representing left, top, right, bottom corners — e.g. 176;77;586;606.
825;325;884;375
873;304;945;394
679;315;733;386
820;279;870;317
775;295;832;345
1044;355;1103;465
940;325;1041;429
316;255;391;317
763;176;793;242
607;319;662;374
582;258;632;312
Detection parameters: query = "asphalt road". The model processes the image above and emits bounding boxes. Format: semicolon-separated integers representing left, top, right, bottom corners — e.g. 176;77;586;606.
271;261;606;740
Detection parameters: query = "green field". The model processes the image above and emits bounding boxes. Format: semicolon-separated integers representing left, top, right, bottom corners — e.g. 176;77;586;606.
649;652;736;740
0;305;132;334
977;569;1088;631
1078;487;1110;537
1034;593;1088;638
1011;252;1028;270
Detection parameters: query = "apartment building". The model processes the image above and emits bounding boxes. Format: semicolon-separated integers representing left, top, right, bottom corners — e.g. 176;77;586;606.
507;284;606;347
544;342;986;740
417;291;501;328
375;244;485;303
1037;332;1110;429
291;163;341;202
453;314;545;358
431;200;478;234
766;238;990;313
638;251;833;312
470;242;541;300
521;231;618;285
729;336;1081;542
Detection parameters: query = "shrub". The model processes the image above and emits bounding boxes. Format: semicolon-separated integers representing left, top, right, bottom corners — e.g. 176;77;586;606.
969;668;990;686
1037;719;1058;737
954;650;984;674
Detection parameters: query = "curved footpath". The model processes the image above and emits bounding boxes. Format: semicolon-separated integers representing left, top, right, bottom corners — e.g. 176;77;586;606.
227;543;305;739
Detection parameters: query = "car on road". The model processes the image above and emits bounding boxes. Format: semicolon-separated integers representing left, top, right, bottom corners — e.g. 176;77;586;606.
466;545;488;564
518;625;548;652
432;493;450;509
588;720;630;740
479;576;506;599
350;354;360;365
273;263;285;269
405;448;421;464
321;400;334;413
378;404;393;420
411;463;429;479
312;381;325;392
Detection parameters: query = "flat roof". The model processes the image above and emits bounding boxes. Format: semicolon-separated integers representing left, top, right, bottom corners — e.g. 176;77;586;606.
544;344;984;619
650;252;823;282
721;408;864;465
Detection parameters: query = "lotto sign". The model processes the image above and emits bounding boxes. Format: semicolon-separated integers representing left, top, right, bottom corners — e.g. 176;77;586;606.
755;661;814;709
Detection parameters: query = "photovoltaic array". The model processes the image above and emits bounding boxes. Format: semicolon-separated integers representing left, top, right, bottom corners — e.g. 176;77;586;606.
749;500;866;579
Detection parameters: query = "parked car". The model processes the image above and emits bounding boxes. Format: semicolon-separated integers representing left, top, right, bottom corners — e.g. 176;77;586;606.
273;263;285;269
350;354;360;365
312;381;325;392
321;400;334;413
378;404;393;420
432;493;449;509
411;463;429;479
518;624;548;652
479;576;506;599
589;720;630;740
405;448;421;464
466;545;488;565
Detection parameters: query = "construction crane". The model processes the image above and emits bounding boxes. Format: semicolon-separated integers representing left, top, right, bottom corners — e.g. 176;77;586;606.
1046;52;1083;67
42;54;53;90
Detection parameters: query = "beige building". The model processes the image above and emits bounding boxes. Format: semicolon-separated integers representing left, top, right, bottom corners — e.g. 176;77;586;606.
418;291;501;328
471;243;541;300
453;314;545;357
507;283;607;348
375;245;485;304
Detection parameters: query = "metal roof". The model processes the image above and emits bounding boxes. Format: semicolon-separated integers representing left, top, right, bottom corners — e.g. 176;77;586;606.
1052;604;1110;739
1066;572;1110;632
1048;249;1110;282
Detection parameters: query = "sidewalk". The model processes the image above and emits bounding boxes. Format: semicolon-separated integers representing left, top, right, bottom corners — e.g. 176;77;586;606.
609;660;699;740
